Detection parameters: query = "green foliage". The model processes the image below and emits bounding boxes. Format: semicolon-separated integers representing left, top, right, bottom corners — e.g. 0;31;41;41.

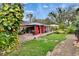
53;23;66;34
54;21;76;34
54;29;65;34
0;3;24;32
74;16;79;29
65;25;76;34
0;3;24;55
0;32;19;55
59;23;66;30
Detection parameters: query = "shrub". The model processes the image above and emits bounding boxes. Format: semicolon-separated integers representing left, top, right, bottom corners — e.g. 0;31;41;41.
66;26;75;34
0;32;19;55
54;29;65;34
59;23;65;30
0;3;24;55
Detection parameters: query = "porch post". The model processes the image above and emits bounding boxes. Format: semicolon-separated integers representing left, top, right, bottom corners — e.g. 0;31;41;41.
40;26;42;34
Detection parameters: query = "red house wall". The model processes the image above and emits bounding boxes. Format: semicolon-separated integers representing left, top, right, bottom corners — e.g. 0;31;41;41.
35;25;46;35
35;25;39;35
41;26;46;33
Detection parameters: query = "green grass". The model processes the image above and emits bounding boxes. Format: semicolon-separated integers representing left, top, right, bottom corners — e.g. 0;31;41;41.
8;34;66;56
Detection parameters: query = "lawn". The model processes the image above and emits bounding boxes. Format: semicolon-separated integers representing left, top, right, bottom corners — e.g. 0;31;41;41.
8;34;66;56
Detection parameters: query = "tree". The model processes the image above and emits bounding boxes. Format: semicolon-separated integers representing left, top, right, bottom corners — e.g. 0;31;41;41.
48;7;77;26
74;8;79;29
32;17;37;22
27;13;33;23
42;17;52;25
0;3;24;55
48;12;57;24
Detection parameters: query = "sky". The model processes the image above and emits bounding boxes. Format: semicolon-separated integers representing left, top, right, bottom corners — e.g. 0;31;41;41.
23;3;79;21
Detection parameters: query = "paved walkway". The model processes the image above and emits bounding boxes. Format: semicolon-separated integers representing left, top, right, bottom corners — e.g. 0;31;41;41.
19;34;34;42
19;32;53;42
47;34;79;56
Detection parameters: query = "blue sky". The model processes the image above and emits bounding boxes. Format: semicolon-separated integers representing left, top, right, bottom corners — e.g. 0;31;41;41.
23;3;79;21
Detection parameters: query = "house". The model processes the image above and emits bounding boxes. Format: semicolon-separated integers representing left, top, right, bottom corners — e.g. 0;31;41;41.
20;21;50;35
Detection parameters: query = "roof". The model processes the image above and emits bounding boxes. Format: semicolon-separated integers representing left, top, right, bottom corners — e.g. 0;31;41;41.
20;21;29;26
45;24;59;27
20;21;59;27
28;23;46;26
20;22;46;26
